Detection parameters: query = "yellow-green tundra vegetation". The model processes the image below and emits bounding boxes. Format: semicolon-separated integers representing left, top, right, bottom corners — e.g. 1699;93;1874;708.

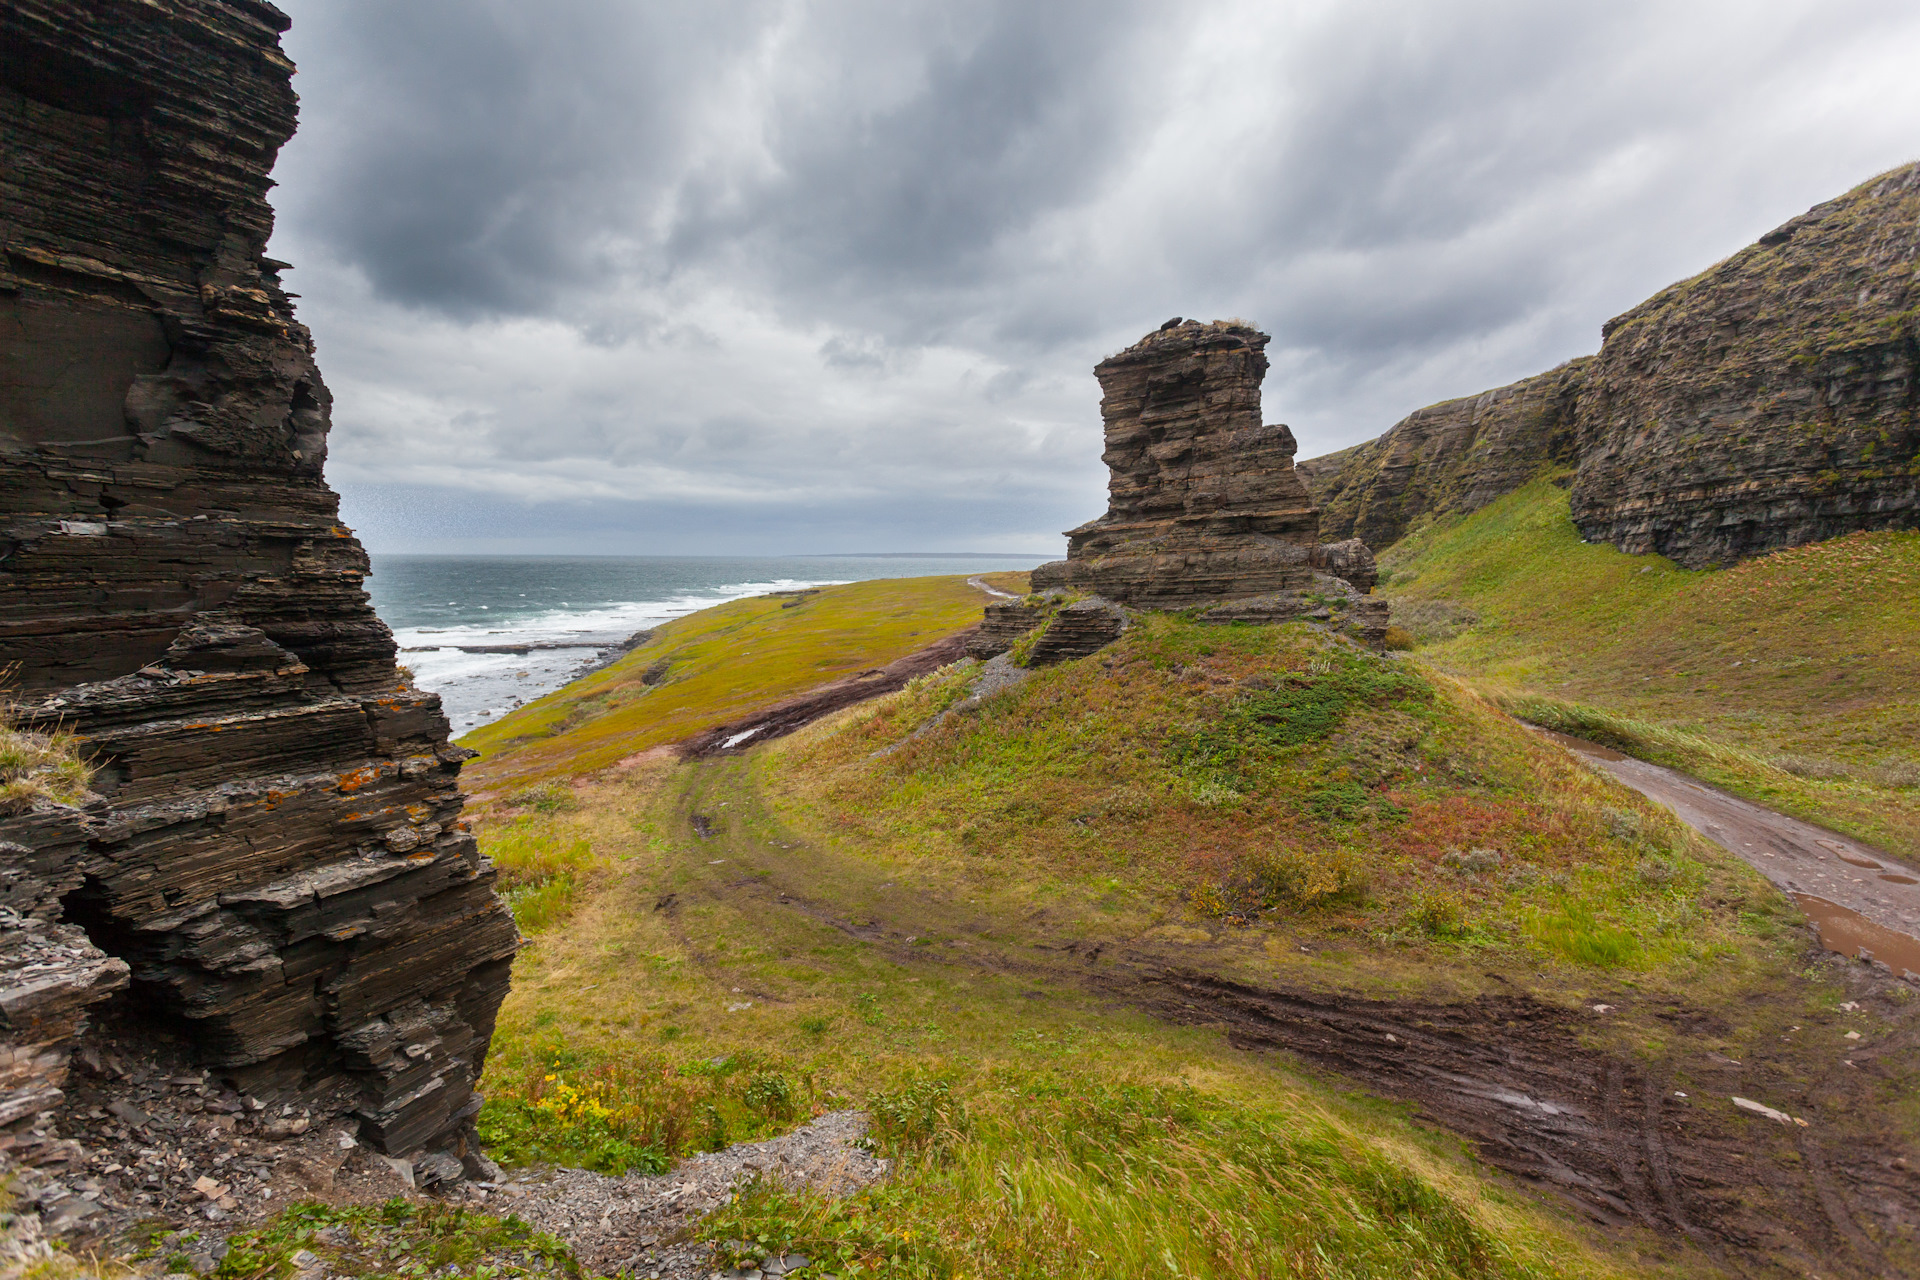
1375;476;1920;860
204;552;1920;1278
461;573;1009;799
309;566;1907;1280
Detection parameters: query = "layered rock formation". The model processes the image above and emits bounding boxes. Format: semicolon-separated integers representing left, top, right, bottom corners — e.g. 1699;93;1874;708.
1570;164;1920;565
0;0;517;1173
1004;319;1385;655
1033;320;1377;605
1300;162;1920;567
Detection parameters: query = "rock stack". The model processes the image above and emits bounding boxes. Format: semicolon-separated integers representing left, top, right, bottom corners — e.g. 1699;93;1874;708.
983;319;1382;659
0;0;517;1181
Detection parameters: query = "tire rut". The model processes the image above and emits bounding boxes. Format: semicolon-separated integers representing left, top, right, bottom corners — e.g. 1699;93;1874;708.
672;765;1920;1278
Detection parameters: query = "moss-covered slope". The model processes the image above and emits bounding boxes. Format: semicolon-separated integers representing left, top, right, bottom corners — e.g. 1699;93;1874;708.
1377;477;1920;858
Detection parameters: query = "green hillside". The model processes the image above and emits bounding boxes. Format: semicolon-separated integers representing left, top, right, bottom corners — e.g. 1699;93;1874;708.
462;573;1017;801
1375;478;1920;858
770;612;1754;984
454;571;1920;1277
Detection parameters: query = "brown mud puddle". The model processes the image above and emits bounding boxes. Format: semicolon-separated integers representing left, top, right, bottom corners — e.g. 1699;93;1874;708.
1794;895;1920;975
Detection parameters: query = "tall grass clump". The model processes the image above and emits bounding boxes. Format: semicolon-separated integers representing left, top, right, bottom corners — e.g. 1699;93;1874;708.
0;708;94;814
702;1074;1601;1280
479;818;602;931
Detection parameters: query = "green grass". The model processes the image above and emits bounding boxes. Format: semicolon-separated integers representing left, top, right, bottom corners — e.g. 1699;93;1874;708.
212;1198;580;1280
482;816;603;932
1377;477;1920;858
461;573;1021;801
0;713;94;813
768;612;1745;980
465;750;1665;1280
411;574;1912;1278
702;1077;1569;1279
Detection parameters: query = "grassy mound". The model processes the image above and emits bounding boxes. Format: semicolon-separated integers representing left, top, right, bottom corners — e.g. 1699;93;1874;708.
770;613;1743;978
1375;478;1920;857
446;575;1913;1278
463;573;1018;800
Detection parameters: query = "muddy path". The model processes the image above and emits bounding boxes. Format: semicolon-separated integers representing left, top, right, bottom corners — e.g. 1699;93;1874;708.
677;629;977;759
656;758;1920;1279
1536;729;1920;978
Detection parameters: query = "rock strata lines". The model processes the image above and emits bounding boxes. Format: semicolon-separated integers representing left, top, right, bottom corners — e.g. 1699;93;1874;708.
1010;319;1384;652
0;0;518;1176
1301;162;1920;568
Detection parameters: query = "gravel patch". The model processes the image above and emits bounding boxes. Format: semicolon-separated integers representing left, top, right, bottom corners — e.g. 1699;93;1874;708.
494;1110;888;1278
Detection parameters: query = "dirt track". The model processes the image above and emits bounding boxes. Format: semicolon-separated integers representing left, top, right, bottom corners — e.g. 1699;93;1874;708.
1537;729;1920;976
677;628;977;759
661;758;1920;1279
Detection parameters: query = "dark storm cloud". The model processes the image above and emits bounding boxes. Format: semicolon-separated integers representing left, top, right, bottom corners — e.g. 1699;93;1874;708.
268;0;1920;554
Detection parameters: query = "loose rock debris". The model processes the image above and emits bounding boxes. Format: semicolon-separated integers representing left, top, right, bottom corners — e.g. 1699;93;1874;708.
6;1080;885;1280
498;1110;889;1278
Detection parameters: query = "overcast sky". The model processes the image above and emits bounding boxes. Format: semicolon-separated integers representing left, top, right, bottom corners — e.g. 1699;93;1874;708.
268;0;1920;556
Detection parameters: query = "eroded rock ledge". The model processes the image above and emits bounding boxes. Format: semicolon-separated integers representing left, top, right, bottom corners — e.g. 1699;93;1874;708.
0;0;517;1189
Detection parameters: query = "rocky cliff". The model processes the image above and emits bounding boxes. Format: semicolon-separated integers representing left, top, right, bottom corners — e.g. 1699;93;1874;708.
1031;319;1377;605
0;0;518;1181
1300;162;1920;567
1299;359;1589;551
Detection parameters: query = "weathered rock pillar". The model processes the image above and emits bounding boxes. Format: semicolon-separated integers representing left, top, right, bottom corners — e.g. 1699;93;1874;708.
1014;318;1382;647
0;0;518;1172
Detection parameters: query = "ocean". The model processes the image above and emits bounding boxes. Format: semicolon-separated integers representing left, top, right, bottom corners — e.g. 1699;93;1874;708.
363;554;1047;735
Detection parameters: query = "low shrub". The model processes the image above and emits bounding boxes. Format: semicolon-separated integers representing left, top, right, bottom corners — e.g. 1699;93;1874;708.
1408;889;1466;937
0;713;93;814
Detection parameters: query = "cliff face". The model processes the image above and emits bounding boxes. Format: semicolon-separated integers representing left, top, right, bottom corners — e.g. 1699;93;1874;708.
1299;359;1589;550
0;0;517;1173
1570;164;1920;565
1032;319;1377;606
1300;162;1920;567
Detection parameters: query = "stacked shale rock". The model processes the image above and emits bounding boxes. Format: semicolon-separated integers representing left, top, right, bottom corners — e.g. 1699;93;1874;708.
1303;162;1920;568
0;0;517;1175
994;320;1381;658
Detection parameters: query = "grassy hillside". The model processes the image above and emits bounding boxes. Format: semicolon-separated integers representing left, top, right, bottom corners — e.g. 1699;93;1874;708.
461;572;1020;800
447;574;1918;1277
771;613;1752;984
476;762;1664;1280
1375;478;1920;858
